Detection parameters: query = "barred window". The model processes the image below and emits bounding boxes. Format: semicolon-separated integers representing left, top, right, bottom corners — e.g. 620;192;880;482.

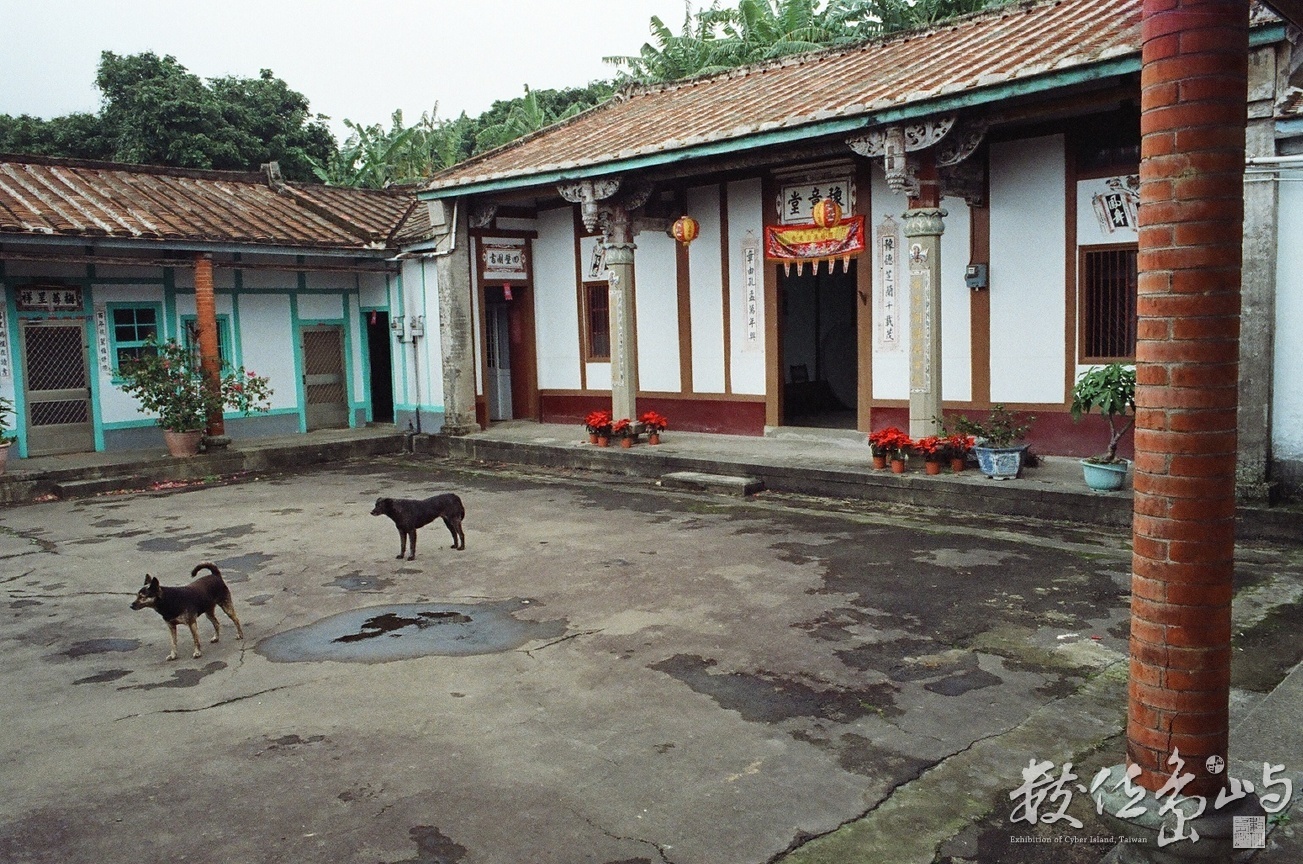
1080;245;1137;361
584;282;610;361
182;316;232;371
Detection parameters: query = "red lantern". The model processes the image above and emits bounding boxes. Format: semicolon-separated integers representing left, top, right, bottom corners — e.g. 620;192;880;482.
671;215;700;246
811;198;843;228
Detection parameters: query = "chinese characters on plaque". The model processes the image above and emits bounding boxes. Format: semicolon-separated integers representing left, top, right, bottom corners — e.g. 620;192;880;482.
479;238;528;282
17;284;82;312
777;176;854;225
875;216;901;353
94;306;113;375
0;307;10;380
741;234;762;353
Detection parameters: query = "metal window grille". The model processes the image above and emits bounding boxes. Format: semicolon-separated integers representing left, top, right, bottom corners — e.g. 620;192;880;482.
183;318;231;371
303;329;345;406
25;325;90;426
586;283;610;359
1081;246;1137;360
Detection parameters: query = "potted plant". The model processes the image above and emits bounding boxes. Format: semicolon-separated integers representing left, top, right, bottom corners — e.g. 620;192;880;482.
953;405;1035;480
0;394;16;474
868;426;908;470
611;417;636;448
584;409;613;446
914;435;945;475
116;338;272;457
639;410;668;445
1071;363;1136;492
945;433;974;473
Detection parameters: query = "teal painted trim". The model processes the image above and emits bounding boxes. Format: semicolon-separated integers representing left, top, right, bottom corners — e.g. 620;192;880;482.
15;235;394;259
162;268;177;341
359;301;390;425
2;269;31;457
1277;118;1303;137
104;301;165;380
289;295;308;433
180;314;233;369
393;270;409;408
100;406;300;431
341;296;358;428
418;33;1284;201
231;270;245;369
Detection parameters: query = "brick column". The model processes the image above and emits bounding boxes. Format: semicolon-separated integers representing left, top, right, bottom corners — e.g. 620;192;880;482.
194;253;225;438
1128;0;1247;797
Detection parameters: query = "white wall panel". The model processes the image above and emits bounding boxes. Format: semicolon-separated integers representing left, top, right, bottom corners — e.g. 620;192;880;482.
634;230;681;393
533;207;583;390
1274;180;1303;460
298;293;343;321
687;185;725;393
727;178;766;395
989;135;1066;404
238;293;297;410
941;195;973;402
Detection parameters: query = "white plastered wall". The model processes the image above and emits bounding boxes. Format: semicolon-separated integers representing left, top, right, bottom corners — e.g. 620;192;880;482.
687;185;726;393
634;229;681;393
1274;176;1303;462
533;207;583;390
988;135;1067;403
238;293;297;411
728;178;766;395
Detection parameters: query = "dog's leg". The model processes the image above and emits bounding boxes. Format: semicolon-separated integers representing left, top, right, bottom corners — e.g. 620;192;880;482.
221;601;245;640
443;516;459;549
166;623;180;661
449;517;465;551
206;610;221;644
397;529;407;560
407;530;417;561
186;620;203;658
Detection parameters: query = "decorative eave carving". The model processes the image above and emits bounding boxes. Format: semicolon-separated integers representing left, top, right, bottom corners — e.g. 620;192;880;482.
468;199;499;229
847;115;987;197
557;177;623;232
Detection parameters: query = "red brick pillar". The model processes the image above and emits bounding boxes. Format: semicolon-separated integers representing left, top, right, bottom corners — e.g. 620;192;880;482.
1128;0;1247;797
193;254;225;438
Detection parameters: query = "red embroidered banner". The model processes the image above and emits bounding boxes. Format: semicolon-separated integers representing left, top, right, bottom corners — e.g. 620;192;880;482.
763;215;866;263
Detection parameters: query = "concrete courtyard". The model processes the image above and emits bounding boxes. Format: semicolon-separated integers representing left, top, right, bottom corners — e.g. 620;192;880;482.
0;456;1299;864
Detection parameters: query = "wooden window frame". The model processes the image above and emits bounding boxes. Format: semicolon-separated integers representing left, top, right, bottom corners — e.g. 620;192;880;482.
107;302;163;374
181;314;233;371
1077;243;1138;364
582;281;610;362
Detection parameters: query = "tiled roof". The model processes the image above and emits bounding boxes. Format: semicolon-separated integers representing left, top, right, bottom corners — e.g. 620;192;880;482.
425;0;1146;193
0;155;423;252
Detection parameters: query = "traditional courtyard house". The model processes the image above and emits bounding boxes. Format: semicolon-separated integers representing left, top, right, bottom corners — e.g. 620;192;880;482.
0;155;439;457
416;0;1303;497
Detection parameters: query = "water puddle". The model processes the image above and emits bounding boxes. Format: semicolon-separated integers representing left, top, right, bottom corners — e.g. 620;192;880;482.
257;600;566;663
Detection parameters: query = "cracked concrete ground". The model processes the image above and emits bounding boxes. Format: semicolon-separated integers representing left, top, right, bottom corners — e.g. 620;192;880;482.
0;457;1300;864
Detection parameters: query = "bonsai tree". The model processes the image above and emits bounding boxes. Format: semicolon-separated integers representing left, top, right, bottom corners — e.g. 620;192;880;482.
952;405;1034;448
1071;363;1136;464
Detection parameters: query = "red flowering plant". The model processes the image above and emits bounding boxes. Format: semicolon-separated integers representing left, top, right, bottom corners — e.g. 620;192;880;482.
639;410;668;434
945;433;976;460
868;426;913;460
584;409;613;437
913;435;945;463
611;417;636;440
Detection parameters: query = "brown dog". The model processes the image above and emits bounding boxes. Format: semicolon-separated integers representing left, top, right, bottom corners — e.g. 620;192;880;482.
371;493;466;559
130;562;244;660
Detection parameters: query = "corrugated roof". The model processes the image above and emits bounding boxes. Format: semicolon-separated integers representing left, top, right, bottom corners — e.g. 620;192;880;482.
0;155;423;252
424;0;1145;194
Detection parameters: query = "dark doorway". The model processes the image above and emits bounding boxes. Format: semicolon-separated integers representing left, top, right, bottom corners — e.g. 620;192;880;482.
780;262;858;428
366;311;394;424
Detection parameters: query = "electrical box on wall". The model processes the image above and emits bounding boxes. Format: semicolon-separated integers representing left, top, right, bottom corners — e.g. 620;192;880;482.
965;263;989;291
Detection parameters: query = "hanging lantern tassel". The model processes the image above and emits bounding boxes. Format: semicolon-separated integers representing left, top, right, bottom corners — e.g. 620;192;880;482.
671;215;700;246
784;262;792;277
811;198;844;228
842;255;851;273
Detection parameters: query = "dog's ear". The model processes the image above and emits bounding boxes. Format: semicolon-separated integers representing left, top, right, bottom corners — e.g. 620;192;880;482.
148;576;160;590
142;574;151;587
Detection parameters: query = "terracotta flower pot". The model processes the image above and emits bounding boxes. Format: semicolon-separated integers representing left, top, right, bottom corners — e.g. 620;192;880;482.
872;454;887;470
620;437;633;448
588;433;599;445
648;432;661;445
162;429;204;458
951;457;966;473
596;436;610;447
890;458;906;474
925;460;942;475
0;442;10;475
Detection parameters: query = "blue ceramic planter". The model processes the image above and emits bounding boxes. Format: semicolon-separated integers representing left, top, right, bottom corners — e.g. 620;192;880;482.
974;445;1027;480
1081;459;1129;492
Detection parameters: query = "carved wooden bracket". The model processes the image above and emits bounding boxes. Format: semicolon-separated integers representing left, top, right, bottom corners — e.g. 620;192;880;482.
558;177;623;232
847;115;987;197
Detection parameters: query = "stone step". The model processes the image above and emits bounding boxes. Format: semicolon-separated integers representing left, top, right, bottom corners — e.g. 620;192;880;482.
659;471;764;497
54;476;148;499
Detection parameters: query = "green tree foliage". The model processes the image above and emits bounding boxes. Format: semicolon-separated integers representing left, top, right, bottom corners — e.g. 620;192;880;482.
0;51;334;181
472;83;613;154
607;0;1002;83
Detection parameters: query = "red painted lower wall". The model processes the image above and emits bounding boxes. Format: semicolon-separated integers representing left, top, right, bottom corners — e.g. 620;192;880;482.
869;407;1135;460
541;393;766;436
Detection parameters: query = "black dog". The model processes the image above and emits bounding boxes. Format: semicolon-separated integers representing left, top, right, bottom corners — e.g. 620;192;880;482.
371;493;466;559
130;562;244;661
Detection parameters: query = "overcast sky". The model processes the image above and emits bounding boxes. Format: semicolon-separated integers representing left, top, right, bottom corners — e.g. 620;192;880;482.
0;0;698;139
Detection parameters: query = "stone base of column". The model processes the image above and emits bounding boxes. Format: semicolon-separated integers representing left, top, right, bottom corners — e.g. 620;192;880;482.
437;423;479;437
201;434;232;451
1094;764;1265;864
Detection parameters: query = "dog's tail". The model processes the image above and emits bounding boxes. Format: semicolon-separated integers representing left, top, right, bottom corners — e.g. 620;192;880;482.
191;562;221;579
